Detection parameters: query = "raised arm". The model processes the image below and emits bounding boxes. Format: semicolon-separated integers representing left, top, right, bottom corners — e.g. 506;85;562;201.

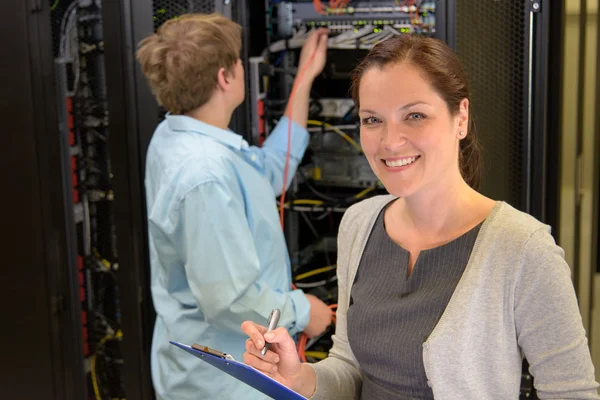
248;28;329;195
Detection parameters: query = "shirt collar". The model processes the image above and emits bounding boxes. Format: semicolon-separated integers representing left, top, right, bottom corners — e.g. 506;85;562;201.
166;113;244;150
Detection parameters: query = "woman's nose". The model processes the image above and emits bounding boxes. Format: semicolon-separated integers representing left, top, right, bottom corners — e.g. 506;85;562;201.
381;122;408;151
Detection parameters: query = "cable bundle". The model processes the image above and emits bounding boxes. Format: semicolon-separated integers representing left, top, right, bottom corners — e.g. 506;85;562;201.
265;24;411;55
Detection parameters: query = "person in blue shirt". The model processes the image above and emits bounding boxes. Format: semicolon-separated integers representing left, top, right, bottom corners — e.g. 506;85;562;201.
136;13;333;400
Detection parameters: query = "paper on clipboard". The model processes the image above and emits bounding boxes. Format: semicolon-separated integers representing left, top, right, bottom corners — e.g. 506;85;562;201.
169;341;307;400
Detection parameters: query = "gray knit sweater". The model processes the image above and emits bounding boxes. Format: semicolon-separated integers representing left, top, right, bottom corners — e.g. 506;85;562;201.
309;195;599;399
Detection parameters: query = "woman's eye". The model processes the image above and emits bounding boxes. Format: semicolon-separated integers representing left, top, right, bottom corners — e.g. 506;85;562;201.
361;116;380;125
407;112;426;121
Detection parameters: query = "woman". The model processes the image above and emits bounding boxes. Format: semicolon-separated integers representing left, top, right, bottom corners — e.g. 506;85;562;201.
241;34;599;399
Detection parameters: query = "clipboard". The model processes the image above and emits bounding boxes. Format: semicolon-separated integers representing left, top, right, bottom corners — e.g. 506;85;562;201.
169;341;307;400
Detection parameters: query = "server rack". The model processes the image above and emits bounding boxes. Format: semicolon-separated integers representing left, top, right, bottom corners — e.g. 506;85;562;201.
2;0;154;398
3;0;85;398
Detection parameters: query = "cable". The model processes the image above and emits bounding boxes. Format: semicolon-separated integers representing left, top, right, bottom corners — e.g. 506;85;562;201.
313;0;326;14
299;211;321;239
91;354;102;400
265;24;401;55
295;265;336;281
295;276;337;288
279;42;321;230
284;199;323;207
329;304;337;325
91;329;123;400
307;120;362;153
304;351;328;360
298;210;333;266
297;171;338;202
298;332;309;362
297;303;337;362
354;186;376;199
51;0;60;10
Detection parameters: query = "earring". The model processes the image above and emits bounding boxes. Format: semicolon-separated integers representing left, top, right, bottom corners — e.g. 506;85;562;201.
458;131;466;137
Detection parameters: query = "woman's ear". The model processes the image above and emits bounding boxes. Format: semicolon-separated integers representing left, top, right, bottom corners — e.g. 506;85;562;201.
456;98;469;138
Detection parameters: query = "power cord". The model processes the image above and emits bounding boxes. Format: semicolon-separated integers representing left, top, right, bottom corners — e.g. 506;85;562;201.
279;43;321;229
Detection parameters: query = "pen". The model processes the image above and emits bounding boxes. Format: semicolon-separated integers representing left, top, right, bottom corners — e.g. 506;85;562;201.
261;309;280;356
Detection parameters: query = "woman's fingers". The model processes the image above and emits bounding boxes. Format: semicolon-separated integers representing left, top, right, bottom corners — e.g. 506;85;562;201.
262;327;298;354
243;350;280;374
241;320;268;349
245;338;280;363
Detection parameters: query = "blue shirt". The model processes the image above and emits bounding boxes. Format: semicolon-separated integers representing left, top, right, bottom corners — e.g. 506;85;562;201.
145;114;311;400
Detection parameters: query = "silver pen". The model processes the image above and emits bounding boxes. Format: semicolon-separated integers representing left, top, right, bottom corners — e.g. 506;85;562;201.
260;309;280;356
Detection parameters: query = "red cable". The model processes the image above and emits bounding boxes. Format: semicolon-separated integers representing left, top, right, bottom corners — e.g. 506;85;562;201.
297;303;337;361
279;44;320;230
279;34;327;362
298;333;308;362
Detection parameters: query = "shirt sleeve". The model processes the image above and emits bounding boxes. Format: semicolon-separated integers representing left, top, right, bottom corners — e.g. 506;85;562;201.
515;227;600;398
178;179;311;335
247;116;310;196
308;207;363;400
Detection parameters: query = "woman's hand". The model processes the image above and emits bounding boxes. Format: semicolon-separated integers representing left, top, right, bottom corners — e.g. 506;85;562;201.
241;321;316;397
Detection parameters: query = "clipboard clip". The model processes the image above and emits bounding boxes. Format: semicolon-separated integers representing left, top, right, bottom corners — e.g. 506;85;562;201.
192;343;236;361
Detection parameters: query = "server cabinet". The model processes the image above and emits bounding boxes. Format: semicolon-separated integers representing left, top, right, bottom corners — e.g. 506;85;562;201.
1;0;84;398
455;0;552;222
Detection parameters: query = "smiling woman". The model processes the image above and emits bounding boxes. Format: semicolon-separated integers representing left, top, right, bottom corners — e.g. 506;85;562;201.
356;61;469;199
241;35;599;400
350;34;481;194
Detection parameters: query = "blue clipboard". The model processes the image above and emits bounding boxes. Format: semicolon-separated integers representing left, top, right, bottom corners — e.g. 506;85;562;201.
169;341;307;400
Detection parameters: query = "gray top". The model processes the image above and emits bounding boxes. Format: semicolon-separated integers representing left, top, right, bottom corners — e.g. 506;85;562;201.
347;208;481;399
309;195;599;400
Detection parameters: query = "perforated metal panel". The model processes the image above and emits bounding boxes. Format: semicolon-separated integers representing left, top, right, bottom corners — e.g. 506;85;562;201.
456;1;528;210
153;0;216;30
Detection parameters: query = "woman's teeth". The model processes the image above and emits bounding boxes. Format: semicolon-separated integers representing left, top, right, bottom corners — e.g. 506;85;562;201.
385;156;418;167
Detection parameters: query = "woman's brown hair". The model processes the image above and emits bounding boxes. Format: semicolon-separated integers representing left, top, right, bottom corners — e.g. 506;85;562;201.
350;35;482;190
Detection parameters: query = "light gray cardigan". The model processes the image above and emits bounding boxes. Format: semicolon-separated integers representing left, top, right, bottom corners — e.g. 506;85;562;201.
309;195;599;399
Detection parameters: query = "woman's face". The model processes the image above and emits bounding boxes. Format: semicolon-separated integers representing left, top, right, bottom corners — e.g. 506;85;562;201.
357;61;468;198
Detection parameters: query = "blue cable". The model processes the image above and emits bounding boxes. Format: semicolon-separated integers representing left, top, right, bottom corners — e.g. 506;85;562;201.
274;50;287;66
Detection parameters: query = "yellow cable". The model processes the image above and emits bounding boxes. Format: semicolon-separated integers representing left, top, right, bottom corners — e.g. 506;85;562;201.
354;186;376;199
295;265;336;281
282;199;324;207
91;355;102;400
292;199;323;206
90;330;123;400
304;351;328;359
307;120;363;153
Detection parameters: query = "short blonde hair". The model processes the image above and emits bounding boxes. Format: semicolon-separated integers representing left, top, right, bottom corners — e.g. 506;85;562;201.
136;13;242;114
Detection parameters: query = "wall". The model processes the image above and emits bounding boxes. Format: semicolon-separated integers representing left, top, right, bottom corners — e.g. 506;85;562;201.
560;0;599;383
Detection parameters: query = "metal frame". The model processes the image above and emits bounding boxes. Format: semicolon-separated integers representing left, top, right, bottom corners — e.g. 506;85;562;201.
102;1;157;399
543;0;564;237
438;0;455;49
1;0;84;398
523;0;534;217
231;0;253;141
528;0;551;223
